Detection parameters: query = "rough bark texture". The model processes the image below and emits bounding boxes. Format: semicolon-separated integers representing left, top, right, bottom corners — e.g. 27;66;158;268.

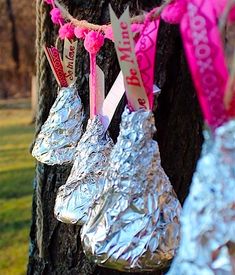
27;0;203;274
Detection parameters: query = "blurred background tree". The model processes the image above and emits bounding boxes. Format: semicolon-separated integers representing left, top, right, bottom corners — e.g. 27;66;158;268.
0;0;35;99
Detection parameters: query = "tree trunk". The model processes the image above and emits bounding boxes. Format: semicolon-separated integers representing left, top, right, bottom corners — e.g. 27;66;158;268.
6;0;20;70
27;0;203;274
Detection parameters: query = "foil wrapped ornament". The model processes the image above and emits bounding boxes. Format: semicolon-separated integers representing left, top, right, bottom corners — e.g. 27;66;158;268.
167;120;235;275
81;107;182;272
32;84;84;165
54;115;114;224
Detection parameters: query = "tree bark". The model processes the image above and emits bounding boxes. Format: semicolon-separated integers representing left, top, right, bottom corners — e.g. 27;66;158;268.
27;0;203;274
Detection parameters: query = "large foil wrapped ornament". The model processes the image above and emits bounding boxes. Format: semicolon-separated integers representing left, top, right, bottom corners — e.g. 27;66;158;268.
32;84;84;165
81;107;182;272
167;120;235;275
54;115;114;224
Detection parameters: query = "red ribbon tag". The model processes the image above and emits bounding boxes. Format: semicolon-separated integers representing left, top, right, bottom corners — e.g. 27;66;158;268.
44;46;68;88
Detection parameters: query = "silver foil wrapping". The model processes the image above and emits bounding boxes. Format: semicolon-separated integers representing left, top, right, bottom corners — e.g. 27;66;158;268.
167;120;235;275
32;84;84;165
54;115;114;224
81;108;182;272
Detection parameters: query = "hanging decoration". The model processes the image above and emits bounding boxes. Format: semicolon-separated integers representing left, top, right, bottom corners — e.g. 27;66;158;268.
32;84;83;165
43;0;174;40
81;6;182;272
54;115;114;224
32;45;84;165
35;0;235;273
54;18;120;225
167;0;235;274
167;121;235;275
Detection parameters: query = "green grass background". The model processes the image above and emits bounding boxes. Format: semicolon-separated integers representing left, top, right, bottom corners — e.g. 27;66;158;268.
0;100;35;274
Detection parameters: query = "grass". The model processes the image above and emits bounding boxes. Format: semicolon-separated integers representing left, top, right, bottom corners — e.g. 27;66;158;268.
0;99;35;275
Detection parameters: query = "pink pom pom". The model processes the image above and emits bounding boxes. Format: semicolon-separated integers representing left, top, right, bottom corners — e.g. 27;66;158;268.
59;23;75;40
84;31;104;54
161;0;187;24
228;5;235;23
50;8;63;25
74;26;88;39
44;0;53;4
104;26;114;41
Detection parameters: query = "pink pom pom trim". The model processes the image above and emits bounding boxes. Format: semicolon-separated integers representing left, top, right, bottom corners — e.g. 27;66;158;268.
74;26;89;39
161;0;187;24
84;31;104;54
50;8;63;25
59;23;75;40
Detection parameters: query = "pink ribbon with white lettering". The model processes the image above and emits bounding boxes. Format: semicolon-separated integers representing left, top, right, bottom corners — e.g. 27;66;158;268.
180;0;229;130
135;15;160;110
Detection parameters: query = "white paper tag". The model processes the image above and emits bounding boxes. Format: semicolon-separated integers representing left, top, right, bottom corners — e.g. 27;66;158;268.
101;72;125;131
63;38;78;85
109;5;149;111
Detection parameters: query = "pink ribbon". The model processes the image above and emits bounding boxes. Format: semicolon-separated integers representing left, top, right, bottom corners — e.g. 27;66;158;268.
84;31;104;118
180;0;229;130
89;53;97;117
135;17;160;110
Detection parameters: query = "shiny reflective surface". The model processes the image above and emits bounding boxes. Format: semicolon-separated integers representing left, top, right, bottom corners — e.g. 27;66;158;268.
167;120;235;275
54;115;114;224
81;107;182;272
32;84;84;165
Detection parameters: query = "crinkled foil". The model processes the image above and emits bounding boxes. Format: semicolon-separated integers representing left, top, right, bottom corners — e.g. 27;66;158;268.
32;84;84;165
54;115;114;225
167;120;235;275
81;108;182;272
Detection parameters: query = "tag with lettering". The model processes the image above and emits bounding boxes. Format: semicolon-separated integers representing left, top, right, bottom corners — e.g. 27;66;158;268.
100;74;160;131
135;19;160;109
109;5;150;111
180;0;229;130
89;65;105;119
101;72;125;131
63;38;78;85
44;46;68;88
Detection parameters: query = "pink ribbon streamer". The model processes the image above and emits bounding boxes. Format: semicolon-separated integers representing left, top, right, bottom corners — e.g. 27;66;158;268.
89;53;97;118
135;17;160;110
84;31;105;119
180;0;229;130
